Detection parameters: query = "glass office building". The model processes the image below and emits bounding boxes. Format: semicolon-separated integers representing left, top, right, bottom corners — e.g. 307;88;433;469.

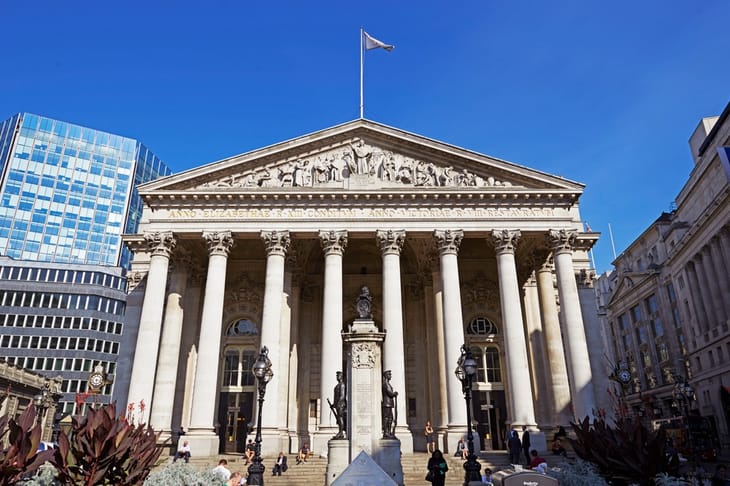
0;113;171;269
0;113;170;414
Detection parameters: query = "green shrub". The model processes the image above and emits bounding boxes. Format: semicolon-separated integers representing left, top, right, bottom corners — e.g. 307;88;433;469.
547;458;610;486
16;462;62;486
143;462;226;486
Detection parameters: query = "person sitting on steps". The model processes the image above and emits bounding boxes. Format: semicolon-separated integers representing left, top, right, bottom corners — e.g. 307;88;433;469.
296;443;311;464
173;440;191;463
243;439;255;465
272;452;288;476
551;436;567;457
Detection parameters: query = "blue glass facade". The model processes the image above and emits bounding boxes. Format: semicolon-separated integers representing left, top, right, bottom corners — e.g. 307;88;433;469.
0;113;170;268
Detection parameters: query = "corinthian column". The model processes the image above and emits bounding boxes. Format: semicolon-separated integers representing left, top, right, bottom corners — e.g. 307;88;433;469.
188;231;234;456
317;230;347;440
535;259;572;426
490;229;537;428
376;229;412;446
128;231;176;423
548;229;595;421
259;230;290;452
150;252;190;435
433;229;467;452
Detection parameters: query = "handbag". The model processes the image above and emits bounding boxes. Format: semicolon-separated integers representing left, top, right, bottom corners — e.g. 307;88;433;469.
425;470;434;482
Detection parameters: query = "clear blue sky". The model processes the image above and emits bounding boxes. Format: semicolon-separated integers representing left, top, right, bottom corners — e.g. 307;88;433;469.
3;0;729;273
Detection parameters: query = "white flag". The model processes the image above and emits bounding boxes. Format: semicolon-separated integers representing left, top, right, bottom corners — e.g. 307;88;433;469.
363;31;394;51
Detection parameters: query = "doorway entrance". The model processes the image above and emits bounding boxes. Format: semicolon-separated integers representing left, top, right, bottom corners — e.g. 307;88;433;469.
219;391;254;453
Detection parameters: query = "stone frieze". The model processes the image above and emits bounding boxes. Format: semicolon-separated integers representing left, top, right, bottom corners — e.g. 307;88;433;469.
168;206;558;220
197;140;516;190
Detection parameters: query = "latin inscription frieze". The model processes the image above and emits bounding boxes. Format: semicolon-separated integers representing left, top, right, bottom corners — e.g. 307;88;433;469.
167;206;558;220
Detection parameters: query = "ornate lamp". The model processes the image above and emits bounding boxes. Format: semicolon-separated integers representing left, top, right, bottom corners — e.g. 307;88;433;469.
455;345;481;485
247;346;273;486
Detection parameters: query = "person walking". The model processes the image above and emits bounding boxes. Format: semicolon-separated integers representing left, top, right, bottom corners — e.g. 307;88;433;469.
427;450;448;486
507;430;522;465
521;426;531;465
424;420;435;453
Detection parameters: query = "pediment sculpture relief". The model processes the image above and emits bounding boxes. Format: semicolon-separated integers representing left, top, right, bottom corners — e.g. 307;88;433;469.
199;140;516;190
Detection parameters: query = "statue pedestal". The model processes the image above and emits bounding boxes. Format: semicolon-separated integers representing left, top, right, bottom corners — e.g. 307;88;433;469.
325;439;349;486
374;438;403;486
343;318;385;461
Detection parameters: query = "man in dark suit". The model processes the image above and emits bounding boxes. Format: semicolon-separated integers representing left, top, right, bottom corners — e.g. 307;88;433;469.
272;452;288;476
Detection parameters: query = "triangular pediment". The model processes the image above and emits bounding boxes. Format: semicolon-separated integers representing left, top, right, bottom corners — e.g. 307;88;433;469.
607;270;660;307
140;119;584;194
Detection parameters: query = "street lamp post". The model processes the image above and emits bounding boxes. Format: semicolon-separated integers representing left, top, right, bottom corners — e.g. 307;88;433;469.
247;346;273;486
454;345;481;485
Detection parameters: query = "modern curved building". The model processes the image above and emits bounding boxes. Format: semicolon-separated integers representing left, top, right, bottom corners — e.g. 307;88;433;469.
0;113;170;415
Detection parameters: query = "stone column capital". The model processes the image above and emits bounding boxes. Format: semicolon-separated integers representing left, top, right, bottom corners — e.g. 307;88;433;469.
490;229;521;254
376;229;406;255
202;231;235;256
548;229;578;254
261;230;291;257
433;229;463;255
319;230;348;256
144;231;176;258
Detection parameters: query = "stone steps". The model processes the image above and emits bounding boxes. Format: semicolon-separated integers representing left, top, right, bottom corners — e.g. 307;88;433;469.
170;450;569;485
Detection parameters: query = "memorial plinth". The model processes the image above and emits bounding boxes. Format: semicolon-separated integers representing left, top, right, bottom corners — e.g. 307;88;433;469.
342;318;403;486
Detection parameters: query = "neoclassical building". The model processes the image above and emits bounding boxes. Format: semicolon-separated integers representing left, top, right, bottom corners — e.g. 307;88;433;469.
123;119;600;457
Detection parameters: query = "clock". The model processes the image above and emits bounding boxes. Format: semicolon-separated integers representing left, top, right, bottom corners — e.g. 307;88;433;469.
89;372;105;390
617;369;632;385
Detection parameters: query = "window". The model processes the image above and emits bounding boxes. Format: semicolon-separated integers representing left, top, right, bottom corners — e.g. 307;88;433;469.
630;305;642;324
618;313;629;330
484;346;502;383
471;347;485;382
226;319;259;336
223;349;239;386
667;284;677;303
651;318;664;337
467;317;498;336
645;295;659;315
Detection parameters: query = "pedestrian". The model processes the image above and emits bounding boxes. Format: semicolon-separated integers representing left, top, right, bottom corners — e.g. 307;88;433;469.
212;459;231;481
425;420;435;453
521;426;531;465
529;449;547;469
427;449;448;486
711;464;729;486
227;471;243;486
507;430;522;465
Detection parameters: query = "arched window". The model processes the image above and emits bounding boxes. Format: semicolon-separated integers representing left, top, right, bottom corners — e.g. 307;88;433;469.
466;317;499;336
226;319;259;336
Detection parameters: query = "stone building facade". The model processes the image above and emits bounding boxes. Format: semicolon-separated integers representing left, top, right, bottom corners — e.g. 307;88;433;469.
124;119;599;456
0;360;63;444
596;103;730;446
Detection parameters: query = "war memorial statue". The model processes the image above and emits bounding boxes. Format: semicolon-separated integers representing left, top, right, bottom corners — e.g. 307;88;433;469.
328;370;347;439
382;369;398;438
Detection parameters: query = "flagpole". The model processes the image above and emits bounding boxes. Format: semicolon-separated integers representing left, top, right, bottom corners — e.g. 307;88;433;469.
360;27;364;119
608;223;617;260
